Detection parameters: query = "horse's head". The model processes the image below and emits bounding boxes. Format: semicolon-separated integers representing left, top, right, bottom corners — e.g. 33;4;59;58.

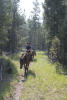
20;53;26;69
20;58;23;69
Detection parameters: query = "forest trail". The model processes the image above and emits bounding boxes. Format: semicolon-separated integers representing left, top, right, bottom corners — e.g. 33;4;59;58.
2;51;67;100
20;52;67;100
10;76;25;100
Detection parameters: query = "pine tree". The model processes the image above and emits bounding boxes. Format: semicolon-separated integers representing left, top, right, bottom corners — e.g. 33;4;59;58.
28;0;40;49
0;0;12;55
43;0;66;62
9;0;19;53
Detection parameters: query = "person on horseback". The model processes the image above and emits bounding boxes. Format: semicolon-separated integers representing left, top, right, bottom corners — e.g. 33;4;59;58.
26;42;32;51
26;42;33;61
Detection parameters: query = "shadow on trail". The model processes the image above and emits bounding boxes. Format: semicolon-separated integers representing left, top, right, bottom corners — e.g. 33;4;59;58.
27;70;36;78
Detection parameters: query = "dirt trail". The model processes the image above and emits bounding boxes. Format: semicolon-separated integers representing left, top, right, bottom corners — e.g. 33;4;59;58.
10;63;33;100
10;76;25;100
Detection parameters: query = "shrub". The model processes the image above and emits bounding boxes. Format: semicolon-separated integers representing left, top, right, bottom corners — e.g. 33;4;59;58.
49;36;61;62
0;56;15;74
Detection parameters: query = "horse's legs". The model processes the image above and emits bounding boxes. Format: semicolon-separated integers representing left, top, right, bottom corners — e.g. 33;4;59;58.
25;67;26;77
24;62;29;78
24;66;27;78
26;67;28;73
24;66;29;78
24;65;26;77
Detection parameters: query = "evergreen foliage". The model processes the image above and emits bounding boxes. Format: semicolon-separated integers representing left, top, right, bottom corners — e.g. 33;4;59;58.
43;0;67;64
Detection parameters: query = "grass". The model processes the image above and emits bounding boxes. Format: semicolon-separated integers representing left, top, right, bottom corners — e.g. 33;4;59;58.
0;51;67;100
0;52;22;100
21;51;67;100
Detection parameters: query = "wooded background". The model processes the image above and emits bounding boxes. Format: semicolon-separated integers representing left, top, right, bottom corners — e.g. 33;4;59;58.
0;0;67;65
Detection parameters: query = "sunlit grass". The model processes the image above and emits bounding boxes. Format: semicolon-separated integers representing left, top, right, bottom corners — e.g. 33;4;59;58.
21;52;67;100
0;51;67;100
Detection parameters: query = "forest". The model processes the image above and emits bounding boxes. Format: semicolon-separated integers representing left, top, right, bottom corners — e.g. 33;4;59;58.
0;0;67;100
0;0;67;63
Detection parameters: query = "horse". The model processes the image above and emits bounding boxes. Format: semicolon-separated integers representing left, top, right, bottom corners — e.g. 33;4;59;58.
31;50;36;59
20;51;32;78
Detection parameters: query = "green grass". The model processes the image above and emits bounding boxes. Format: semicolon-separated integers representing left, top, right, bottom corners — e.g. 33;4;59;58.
21;51;67;100
0;53;22;100
0;51;67;100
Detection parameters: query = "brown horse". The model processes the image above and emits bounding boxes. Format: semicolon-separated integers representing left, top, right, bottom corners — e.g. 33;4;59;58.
20;51;32;77
31;50;36;59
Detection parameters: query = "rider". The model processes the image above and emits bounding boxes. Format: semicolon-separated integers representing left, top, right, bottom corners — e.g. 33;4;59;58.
26;42;34;61
26;42;32;51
